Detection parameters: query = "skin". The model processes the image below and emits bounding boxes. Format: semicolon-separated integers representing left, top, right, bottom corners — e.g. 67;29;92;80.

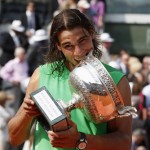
57;27;94;71
27;2;35;13
8;27;132;149
102;41;112;50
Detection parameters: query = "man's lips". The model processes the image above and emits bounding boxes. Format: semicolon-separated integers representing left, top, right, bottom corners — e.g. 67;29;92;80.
74;58;84;64
74;56;86;61
74;60;81;64
74;58;82;61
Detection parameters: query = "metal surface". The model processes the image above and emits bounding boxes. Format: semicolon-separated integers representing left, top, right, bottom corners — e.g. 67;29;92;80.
67;52;137;123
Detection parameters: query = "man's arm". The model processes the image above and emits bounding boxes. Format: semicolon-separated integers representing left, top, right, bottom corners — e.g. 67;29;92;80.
85;76;132;150
8;67;40;146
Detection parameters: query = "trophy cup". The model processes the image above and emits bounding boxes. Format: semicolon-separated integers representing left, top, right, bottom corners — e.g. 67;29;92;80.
30;52;137;132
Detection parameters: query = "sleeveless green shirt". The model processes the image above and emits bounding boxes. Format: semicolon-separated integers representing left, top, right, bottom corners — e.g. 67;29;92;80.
33;63;124;150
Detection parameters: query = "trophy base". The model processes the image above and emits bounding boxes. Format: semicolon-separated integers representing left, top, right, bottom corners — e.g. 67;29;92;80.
37;116;69;132
30;86;69;132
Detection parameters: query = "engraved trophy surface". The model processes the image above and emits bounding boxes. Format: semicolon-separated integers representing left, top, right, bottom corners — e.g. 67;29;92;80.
62;52;137;123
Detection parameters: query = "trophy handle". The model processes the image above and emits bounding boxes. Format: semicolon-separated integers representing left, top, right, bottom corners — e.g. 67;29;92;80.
69;52;138;123
57;93;83;112
118;105;138;118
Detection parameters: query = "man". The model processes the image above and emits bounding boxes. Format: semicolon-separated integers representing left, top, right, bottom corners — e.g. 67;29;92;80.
8;9;132;150
90;0;105;33
100;32;114;64
142;74;150;149
119;50;130;77
0;20;28;66
21;1;42;41
77;0;94;20
0;91;14;150
26;29;48;76
0;47;29;111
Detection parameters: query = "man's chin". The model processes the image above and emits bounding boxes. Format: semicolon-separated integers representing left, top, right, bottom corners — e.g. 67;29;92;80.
75;60;81;64
74;59;83;67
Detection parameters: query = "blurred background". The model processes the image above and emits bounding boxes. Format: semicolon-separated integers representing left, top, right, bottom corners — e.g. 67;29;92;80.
0;1;150;150
0;0;150;59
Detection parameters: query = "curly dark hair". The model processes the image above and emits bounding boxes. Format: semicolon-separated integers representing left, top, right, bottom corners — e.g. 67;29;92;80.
45;9;102;76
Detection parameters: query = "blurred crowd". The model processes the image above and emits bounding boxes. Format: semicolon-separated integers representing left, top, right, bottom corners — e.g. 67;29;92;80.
0;0;150;150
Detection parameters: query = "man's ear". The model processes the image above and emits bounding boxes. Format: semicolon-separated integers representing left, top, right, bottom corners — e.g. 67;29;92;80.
90;30;96;40
56;43;61;51
92;33;96;40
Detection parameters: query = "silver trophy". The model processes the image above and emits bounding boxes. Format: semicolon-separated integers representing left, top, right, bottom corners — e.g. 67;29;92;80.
31;52;137;131
58;52;137;124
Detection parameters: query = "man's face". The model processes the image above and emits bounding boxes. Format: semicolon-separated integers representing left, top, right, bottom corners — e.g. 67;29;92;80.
27;3;35;12
103;42;112;49
57;27;94;71
121;54;129;66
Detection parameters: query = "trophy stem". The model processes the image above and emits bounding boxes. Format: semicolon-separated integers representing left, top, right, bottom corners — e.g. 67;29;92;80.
57;93;83;112
67;93;83;112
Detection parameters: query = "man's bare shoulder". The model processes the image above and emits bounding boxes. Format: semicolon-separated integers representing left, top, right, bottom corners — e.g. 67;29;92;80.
117;76;131;106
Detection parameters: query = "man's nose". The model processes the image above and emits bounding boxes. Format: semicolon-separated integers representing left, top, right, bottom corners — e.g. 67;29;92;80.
74;45;84;56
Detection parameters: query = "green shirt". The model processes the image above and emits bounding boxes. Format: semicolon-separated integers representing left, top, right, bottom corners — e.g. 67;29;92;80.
33;63;124;150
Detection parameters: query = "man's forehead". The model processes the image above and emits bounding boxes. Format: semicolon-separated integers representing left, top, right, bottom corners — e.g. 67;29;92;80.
58;28;89;42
